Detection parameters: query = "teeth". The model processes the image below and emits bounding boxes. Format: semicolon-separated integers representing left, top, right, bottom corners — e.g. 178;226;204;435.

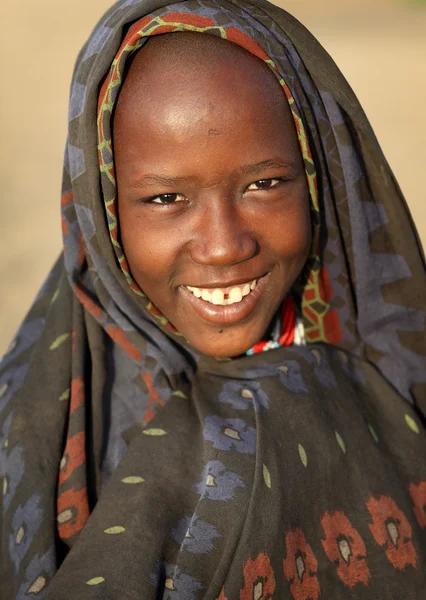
211;289;224;305
185;278;258;305
242;284;251;297
229;287;242;303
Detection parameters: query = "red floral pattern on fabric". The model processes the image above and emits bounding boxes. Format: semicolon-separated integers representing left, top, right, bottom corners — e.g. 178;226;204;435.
366;495;417;570
61;190;73;238
320;511;370;587
61;215;68;238
61;190;73;207
240;553;275;599
408;481;426;529
162;12;215;27
70;376;84;415
141;371;164;423
225;26;271;63
56;374;90;543
58;431;86;485
106;326;142;362
283;528;321;600
74;282;104;320
57;486;90;541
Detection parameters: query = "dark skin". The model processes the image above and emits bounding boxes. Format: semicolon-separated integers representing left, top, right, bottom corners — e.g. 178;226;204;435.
114;33;311;358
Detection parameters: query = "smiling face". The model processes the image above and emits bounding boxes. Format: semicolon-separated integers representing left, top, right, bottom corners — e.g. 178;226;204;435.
114;33;311;357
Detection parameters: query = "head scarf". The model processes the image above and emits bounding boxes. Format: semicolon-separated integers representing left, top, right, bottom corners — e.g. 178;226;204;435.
1;0;426;598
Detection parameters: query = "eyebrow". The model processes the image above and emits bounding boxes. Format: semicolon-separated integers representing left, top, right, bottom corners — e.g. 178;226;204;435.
240;158;297;176
130;157;297;188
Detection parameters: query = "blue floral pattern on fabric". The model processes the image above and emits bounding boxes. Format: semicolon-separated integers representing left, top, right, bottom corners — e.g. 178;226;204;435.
337;350;367;386
0;318;45;371
163;563;204;599
0;365;30;413
203;416;256;454
305;348;337;389
218;380;269;411
9;495;44;572
2;443;25;512
171;516;221;554
240;361;308;394
195;460;245;501
16;546;55;600
276;360;309;393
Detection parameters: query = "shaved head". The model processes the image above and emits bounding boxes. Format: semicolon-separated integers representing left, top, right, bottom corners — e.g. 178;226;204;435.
123;30;282;93
115;31;287;143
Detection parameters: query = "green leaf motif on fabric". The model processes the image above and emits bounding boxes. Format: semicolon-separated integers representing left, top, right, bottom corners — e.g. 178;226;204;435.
298;443;308;468
59;388;70;402
121;476;145;484
85;577;105;586
104;526;125;534
154;315;168;325
368;423;379;443
172;390;187;399
263;464;271;488
143;428;167;436
49;333;70;350
335;431;346;454
51;288;60;304
405;414;420;434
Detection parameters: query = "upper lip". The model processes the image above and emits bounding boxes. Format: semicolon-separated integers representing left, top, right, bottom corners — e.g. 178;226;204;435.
181;274;266;289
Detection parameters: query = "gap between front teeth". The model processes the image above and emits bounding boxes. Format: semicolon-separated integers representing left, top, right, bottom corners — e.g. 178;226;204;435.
186;279;257;306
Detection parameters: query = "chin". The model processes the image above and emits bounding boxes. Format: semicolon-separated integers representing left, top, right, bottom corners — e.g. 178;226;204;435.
188;329;264;359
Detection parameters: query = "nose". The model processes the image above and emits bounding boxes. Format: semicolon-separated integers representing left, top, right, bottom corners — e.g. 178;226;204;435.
188;197;257;267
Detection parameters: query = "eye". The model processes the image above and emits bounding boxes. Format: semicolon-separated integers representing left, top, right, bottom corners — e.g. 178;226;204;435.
148;193;185;205
246;178;284;191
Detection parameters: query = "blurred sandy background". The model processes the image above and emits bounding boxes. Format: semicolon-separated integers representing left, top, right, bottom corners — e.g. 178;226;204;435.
1;0;425;355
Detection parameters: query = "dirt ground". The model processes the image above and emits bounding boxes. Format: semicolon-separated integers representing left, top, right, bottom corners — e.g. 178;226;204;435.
1;0;425;355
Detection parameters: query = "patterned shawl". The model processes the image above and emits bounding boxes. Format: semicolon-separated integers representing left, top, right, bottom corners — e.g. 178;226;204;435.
1;0;426;598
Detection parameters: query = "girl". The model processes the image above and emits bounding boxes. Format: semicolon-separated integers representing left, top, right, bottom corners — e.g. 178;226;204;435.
1;0;425;597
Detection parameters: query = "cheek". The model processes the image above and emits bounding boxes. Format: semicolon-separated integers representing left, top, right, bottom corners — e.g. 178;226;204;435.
262;201;312;266
119;211;179;287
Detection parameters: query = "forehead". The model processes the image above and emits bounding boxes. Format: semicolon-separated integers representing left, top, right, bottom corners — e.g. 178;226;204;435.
111;32;304;189
116;31;288;120
113;32;298;162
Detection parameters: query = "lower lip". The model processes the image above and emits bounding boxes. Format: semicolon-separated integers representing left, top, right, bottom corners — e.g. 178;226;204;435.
179;273;270;326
